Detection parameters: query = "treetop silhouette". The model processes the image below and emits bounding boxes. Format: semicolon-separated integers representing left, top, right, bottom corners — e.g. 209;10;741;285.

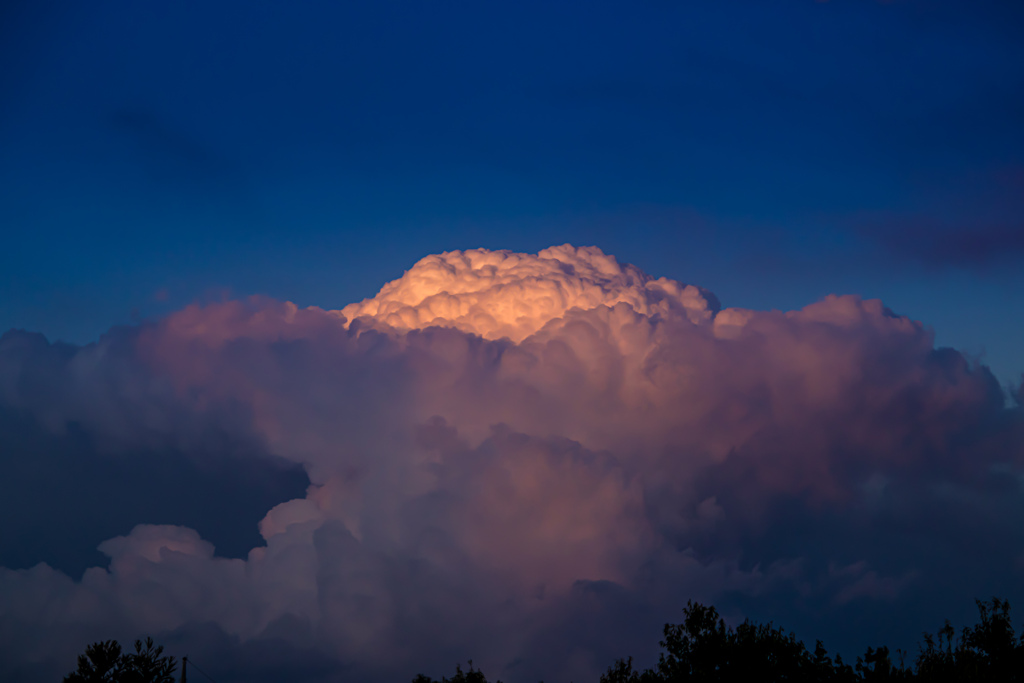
63;637;177;683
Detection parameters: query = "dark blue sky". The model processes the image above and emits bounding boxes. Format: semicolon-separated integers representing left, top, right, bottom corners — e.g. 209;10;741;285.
2;0;1022;383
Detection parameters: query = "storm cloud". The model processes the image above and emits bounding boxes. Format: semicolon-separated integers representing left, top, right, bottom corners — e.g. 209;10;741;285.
1;246;1022;682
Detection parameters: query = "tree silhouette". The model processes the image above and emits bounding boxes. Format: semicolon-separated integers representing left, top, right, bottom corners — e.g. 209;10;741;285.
855;646;913;681
601;601;842;681
916;598;1024;682
412;660;500;683
64;640;125;683
600;598;1024;682
64;637;177;683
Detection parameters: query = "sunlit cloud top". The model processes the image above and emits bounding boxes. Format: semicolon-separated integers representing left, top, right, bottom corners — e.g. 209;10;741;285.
340;244;718;341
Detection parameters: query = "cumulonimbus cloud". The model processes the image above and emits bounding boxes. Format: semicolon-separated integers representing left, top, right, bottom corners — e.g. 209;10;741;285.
1;245;1021;682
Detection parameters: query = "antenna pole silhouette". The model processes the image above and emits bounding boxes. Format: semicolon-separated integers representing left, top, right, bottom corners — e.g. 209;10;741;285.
181;656;187;683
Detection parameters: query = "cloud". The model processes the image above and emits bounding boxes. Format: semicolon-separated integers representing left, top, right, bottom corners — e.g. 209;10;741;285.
858;167;1024;269
340;244;720;341
1;245;1022;682
867;219;1024;268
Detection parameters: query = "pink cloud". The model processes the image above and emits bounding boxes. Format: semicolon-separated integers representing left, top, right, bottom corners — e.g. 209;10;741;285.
0;245;1020;682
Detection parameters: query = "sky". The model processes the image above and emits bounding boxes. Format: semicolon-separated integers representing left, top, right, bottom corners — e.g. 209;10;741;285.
1;2;1023;682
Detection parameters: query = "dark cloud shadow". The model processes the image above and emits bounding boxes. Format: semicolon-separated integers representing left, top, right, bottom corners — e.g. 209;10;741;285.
865;219;1024;269
0;406;308;577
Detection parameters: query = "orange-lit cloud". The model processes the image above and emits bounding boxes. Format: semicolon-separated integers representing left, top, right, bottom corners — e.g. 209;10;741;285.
339;245;718;341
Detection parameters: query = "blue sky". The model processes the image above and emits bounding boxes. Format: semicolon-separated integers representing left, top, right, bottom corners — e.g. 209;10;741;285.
2;0;1022;386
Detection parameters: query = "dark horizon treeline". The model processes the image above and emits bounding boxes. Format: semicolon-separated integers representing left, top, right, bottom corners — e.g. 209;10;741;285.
416;598;1024;683
64;597;1023;682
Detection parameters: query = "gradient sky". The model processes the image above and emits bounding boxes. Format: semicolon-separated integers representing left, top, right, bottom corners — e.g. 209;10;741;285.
2;3;1024;683
2;0;1022;384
